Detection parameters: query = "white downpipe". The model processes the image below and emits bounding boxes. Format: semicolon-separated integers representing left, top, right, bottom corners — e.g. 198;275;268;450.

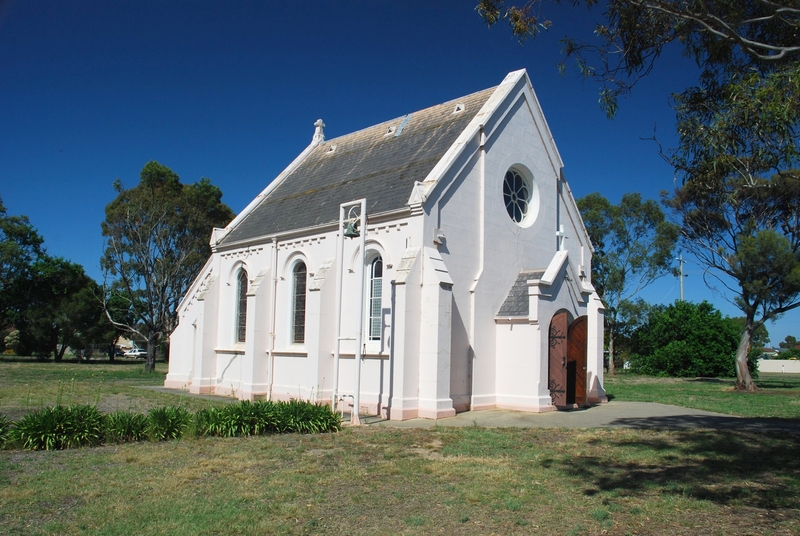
469;126;486;409
267;237;279;401
351;199;367;425
331;205;346;411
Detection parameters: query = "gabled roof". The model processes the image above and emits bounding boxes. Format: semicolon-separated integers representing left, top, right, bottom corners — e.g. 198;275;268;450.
496;269;546;317
220;86;496;246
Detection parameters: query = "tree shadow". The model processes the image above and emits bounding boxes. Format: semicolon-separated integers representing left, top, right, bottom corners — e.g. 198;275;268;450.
560;428;800;510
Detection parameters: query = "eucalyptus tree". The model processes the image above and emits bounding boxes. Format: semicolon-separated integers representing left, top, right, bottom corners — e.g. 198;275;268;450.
476;0;800;116
666;172;800;390
577;192;679;373
0;195;45;328
101;161;234;372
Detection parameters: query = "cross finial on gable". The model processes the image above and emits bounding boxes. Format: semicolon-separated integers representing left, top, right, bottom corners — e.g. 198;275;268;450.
313;119;325;144
556;224;569;251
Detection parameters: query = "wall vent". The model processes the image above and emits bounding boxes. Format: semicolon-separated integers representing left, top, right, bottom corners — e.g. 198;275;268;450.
453;103;465;114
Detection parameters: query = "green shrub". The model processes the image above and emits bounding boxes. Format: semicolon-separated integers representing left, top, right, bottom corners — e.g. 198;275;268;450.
11;405;105;450
630;301;741;377
275;399;341;434
211;400;279;437
104;411;149;443
147;406;190;441
195;400;340;437
0;413;11;448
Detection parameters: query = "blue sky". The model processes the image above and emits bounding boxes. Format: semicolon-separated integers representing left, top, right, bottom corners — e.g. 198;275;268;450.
1;0;796;344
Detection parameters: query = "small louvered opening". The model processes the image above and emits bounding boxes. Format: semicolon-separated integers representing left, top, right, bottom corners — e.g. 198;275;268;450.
453;103;465;114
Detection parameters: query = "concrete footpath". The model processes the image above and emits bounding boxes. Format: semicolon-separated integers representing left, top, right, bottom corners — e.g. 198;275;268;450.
361;401;800;433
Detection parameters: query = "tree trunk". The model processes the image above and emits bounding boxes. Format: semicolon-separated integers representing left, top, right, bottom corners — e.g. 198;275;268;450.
53;335;62;362
734;321;757;391
145;335;159;373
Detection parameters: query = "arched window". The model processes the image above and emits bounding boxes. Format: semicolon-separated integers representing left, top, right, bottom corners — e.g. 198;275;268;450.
292;262;307;344
368;256;383;341
236;269;248;343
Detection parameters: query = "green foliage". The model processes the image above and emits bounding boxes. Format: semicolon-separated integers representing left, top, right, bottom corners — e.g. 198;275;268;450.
101;161;234;372
477;1;800;117
194;400;341;437
274;399;342;434
0;413;11;447
104;411;149;444
194;401;274;437
10;405;105;450
1;396;341;451
17;257;105;360
146;405;191;441
667;172;800;389
781;347;800;359
0;195;45;329
577;192;679;368
630;301;741;377
779;335;798;349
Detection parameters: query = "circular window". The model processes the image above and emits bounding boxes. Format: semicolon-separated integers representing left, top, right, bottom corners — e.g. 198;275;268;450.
503;169;531;224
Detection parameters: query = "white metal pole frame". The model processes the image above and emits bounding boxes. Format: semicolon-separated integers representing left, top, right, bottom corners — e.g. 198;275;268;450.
352;200;367;425
332;199;367;426
332;205;346;412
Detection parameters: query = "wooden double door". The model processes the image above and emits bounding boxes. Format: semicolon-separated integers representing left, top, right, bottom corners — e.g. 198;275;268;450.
548;312;588;408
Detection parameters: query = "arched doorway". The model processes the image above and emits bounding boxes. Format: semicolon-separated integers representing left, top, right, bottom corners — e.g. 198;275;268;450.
548;312;588;409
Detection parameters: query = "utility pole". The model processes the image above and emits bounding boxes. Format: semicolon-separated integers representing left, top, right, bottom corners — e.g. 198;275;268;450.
678;254;685;301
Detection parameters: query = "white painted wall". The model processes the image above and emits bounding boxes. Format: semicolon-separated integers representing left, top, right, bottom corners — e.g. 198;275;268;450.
758;359;800;373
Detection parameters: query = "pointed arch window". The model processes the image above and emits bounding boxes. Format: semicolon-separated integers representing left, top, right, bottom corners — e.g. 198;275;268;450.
236;269;248;343
368;256;383;341
292;262;307;344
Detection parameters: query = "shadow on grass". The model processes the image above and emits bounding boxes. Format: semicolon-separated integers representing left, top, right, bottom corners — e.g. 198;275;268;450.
562;429;800;510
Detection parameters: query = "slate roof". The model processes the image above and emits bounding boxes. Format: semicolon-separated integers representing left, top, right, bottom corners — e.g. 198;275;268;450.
220;86;497;245
496;269;546;317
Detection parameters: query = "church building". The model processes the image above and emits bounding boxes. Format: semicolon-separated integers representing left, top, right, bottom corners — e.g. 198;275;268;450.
165;69;607;420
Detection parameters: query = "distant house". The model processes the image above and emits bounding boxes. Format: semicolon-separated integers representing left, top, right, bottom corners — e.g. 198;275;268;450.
165;69;607;420
761;347;779;359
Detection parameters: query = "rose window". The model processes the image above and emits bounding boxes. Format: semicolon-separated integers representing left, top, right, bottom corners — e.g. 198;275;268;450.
503;169;530;224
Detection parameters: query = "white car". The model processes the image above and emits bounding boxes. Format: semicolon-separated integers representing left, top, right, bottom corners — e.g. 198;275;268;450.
124;348;147;358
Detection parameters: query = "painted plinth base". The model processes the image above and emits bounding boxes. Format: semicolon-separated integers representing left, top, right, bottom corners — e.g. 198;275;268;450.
188;384;215;395
164;378;189;390
418;407;457;420
471;403;556;413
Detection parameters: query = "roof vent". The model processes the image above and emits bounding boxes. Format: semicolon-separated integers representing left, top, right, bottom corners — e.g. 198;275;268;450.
326;144;337;154
385;125;396;136
453;103;465;114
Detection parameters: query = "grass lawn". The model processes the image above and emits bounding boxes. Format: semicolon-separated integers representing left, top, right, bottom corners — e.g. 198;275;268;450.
604;373;800;419
1;427;799;535
1;361;799;534
0;358;231;421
